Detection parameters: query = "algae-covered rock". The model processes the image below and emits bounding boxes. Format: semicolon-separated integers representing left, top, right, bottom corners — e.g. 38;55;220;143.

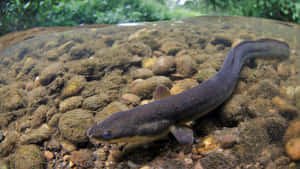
0;131;18;157
13;144;44;169
131;68;154;79
271;96;298;120
130;76;172;98
31;105;49;128
170;79;198;95
152;56;175;75
220;94;249;124
62;75;86;98
70;44;94;60
82;94;109;111
175;55;197;77
59;109;95;144
59;96;83;113
195;67;217;83
27;87;48;107
0;88;26;112
70;149;93;168
20;124;53;144
129;28;161;50
200;151;238;169
248;80;281;99
121;93;141;105
39;62;64;85
160;41;185;55
95;101;128;122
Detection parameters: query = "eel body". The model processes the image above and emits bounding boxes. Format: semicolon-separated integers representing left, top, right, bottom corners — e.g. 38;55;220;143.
87;39;290;144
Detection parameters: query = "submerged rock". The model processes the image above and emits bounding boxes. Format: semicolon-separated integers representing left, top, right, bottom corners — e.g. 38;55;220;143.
62;75;86;98
130;76;172;98
12;144;45;169
95;101;128;122
59;96;83;113
121;93;141;105
20;124;53;144
58;109;95;144
170;79;198;95
131;68;154;79
283;120;300;143
285;137;300;161
153;85;171;100
82;94;109;111
160;41;185;55
175;55;196;77
195;68;217;83
0;131;18;157
70;149;93;168
152;56;175;75
220;94;249;124
39;62;64;85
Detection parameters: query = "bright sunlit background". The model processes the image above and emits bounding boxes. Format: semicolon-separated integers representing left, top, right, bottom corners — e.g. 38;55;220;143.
0;0;299;36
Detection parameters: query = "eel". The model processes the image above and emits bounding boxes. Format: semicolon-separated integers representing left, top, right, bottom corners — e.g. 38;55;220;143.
87;39;290;144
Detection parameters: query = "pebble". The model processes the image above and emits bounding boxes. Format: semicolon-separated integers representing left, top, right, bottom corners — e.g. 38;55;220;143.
61;141;77;152
44;150;54;161
70;149;93;168
285;137;300;160
283;120;300;143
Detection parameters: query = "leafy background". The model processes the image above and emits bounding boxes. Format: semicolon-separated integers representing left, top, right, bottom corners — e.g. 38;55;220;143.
0;0;299;36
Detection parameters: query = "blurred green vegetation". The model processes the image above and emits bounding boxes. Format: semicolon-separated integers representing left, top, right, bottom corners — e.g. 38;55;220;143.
0;0;299;36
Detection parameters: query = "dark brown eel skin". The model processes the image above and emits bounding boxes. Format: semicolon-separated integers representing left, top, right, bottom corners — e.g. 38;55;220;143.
87;39;290;144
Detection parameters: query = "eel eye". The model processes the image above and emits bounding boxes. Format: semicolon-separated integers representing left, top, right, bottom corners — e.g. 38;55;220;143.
102;131;112;139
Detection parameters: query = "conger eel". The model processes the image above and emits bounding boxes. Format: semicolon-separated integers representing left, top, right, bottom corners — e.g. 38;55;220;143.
87;39;290;144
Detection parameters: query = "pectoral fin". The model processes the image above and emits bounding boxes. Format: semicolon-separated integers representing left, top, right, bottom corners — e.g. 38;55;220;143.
170;125;194;144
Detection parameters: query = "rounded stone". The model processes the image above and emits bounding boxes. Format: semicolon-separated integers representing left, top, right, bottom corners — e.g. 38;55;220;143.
13;144;45;169
285;137;300;161
131;68;153;79
170;79;198;95
59;96;83;113
62;76;86;98
175;55;196;77
152;56;175;75
130;76;172;98
39;63;64;86
58;109;95;144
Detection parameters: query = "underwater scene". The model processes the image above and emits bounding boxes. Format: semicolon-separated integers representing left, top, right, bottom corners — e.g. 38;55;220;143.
0;16;299;169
